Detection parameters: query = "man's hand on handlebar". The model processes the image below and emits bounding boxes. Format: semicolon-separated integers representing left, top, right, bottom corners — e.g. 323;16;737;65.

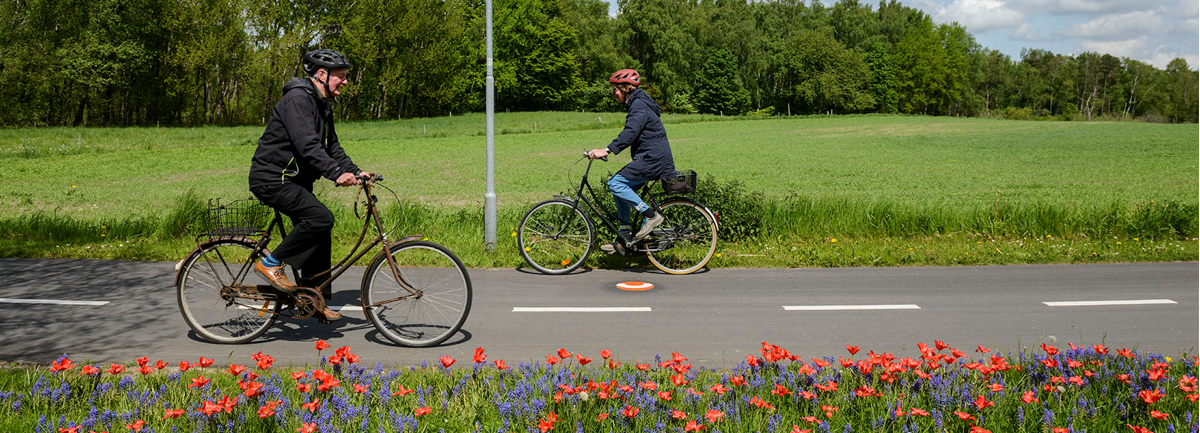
336;172;362;186
587;148;610;161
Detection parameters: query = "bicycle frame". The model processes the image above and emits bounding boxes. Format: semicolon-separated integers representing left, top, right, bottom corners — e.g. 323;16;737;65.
561;157;664;239
222;179;419;311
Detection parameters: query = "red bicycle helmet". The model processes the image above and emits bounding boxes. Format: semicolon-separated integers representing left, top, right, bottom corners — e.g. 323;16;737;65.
609;69;641;86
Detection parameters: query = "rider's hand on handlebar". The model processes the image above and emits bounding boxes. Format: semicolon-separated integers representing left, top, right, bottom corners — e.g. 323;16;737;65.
587;148;610;160
336;172;360;187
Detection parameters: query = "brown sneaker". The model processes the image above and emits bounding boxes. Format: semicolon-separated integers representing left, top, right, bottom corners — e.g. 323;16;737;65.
320;307;342;322
255;261;298;292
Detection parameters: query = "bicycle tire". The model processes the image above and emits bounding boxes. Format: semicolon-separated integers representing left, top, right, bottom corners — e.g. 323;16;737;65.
646;199;718;275
176;238;279;344
362;241;472;347
518;199;595;275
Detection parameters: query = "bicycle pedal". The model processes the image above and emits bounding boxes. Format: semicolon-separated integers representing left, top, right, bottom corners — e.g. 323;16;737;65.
317;318;334;325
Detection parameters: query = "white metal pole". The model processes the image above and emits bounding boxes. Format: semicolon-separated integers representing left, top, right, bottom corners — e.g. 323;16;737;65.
484;0;497;250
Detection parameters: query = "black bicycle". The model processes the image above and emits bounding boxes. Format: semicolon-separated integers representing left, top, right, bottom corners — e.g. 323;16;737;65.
518;153;718;275
175;174;471;347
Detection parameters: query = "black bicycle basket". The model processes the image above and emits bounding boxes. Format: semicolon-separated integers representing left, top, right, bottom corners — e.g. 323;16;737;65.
661;170;697;194
200;198;272;238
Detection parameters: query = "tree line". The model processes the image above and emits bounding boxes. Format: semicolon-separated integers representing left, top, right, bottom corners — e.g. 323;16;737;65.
1;0;1196;127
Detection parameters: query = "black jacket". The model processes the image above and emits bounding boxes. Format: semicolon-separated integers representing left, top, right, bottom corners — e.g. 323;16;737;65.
606;88;676;181
249;78;360;189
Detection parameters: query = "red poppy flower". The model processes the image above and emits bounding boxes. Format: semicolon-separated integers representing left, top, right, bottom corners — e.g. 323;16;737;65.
1053;428;1069;433
243;382;264;398
622;405;639;418
1127;425;1152;433
1116;348;1135;358
846;345;859;355
1068;376;1085;386
178;361;190;372
657;391;672;401
198;400;222;416
163;408;185;420
935;340;950;351
730;376;745;386
136;365;153;376
351;384;368;394
198;356;214;367
1041;358;1059;368
314;340;331;351
217;395;236;412
317;377;340;392
709;383;728;395
1139;389;1165;404
257;404;275;418
1150;410;1169;420
393;384;415;397
576;354;592;365
301;398;321;412
600;349;612;359
671;374;689;386
125;419;145;432
596;413;609;422
1040;343;1058;356
705;409;725;423
910;408;929;417
79;365;99;375
1179;376;1198;392
790;427;811;433
838;357;854;368
1092;344;1108;354
684;420;705;432
671;410;687;420
750;396;774;409
296;422;317;433
295;383;311;392
492;359;509;370
228;364;245;376
969;427;990;433
988;383;1004;392
636;363;650;371
1117;374;1132;384
973;395;994;409
136;357;149;367
820;405;838;418
437;355;455;368
557;348;572;359
255;356;275;370
799;391;816;400
50;358;74;373
640;381;658;390
814;381;838;392
1021;391;1039;404
976;345;991;353
854;386;879;398
1188;393;1199;403
57;427;80;433
190;376;210;389
772;383;791;396
953;411;976;422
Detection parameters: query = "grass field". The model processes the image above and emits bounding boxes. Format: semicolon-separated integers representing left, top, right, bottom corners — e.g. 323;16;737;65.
1;113;1196;267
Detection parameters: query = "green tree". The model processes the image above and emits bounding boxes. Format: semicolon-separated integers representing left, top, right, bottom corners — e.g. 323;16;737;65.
1164;58;1198;123
693;49;751;115
785;28;875;113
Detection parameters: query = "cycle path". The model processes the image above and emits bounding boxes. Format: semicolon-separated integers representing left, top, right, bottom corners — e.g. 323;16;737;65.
0;259;1195;368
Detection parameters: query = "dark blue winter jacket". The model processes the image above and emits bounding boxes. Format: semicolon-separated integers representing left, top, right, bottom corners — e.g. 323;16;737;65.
605;89;676;181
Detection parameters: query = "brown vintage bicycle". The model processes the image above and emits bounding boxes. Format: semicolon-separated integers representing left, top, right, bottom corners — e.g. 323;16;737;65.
174;174;471;347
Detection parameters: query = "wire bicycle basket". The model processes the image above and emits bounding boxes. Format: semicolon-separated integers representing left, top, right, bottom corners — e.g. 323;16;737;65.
200;198;272;239
661;170;697;194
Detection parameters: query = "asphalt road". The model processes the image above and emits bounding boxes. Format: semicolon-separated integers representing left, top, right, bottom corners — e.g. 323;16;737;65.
0;259;1195;368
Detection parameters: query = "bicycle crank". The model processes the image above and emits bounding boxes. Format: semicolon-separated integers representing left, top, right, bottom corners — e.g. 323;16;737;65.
290;288;325;320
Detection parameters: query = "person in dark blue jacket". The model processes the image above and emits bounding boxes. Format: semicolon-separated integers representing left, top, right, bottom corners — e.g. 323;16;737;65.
587;69;676;254
248;48;370;322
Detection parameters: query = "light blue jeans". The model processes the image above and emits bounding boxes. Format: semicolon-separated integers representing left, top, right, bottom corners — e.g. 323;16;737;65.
607;174;649;226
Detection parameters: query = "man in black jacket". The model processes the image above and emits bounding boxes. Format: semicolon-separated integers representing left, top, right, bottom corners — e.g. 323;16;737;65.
588;69;676;254
248;48;369;322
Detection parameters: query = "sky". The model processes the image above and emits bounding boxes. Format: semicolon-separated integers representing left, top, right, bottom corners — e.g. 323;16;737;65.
603;0;1199;69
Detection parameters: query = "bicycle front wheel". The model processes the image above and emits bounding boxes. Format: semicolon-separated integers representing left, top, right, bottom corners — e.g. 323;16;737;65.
176;238;279;344
362;241;471;347
646;200;719;275
518;199;595;274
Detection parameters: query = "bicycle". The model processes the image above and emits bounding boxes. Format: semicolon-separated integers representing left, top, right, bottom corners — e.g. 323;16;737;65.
518;153;719;275
174;174;471;347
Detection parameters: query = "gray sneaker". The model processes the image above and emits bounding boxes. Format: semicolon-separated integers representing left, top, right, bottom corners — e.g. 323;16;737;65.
600;242;617;254
635;213;664;239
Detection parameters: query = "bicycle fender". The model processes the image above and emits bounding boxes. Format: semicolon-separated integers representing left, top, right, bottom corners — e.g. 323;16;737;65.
552;195;576;203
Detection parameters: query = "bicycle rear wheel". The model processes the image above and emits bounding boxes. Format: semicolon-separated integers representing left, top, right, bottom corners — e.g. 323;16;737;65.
176;238;279;344
362;241;471;347
646;200;718;275
518;199;595;274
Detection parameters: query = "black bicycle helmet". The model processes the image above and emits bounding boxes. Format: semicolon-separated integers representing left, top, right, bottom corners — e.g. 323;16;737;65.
303;49;351;76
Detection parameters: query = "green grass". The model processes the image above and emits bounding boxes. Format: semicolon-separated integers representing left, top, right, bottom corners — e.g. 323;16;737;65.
1;113;1196;267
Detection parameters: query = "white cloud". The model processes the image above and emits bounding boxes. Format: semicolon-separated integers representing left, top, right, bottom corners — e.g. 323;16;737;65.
1057;11;1166;39
1011;0;1167;14
935;0;1025;31
1078;36;1149;58
1010;22;1042;40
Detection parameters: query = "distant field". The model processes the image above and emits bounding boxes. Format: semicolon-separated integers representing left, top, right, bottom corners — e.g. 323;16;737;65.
1;113;1195;267
1;113;1195;219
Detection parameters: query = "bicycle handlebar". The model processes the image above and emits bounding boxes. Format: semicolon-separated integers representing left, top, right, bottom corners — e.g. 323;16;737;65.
583;150;608;162
358;173;383;182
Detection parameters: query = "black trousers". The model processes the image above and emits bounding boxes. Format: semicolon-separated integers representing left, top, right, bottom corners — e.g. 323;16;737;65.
250;182;334;299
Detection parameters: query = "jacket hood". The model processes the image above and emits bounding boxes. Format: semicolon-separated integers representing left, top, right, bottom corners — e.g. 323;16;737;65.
283;77;318;97
626;89;661;116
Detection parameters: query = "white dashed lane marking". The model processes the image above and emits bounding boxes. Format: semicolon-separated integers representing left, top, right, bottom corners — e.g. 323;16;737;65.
0;298;110;306
1043;299;1177;307
783;304;921;311
513;307;652;313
